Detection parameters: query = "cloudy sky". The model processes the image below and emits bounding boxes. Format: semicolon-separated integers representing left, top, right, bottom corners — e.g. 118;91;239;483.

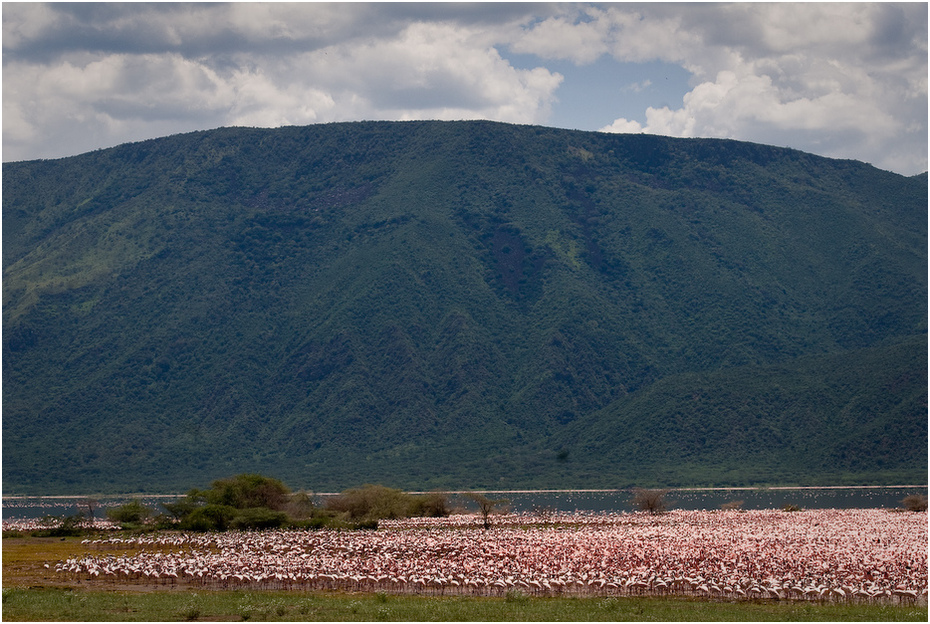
3;2;927;174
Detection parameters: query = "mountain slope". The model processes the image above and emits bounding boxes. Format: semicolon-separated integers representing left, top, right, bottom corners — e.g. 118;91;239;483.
3;121;926;493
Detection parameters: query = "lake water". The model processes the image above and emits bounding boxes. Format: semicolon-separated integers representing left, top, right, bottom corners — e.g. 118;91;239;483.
3;486;925;520
476;487;928;513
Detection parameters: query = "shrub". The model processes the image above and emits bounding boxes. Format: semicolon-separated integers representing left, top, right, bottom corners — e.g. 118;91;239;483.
230;507;288;530
902;494;928;512
326;484;414;521
106;499;152;525
409;491;450;517
284;492;317;519
31;514;86;537
720;500;744;511
163;495;200;521
180;504;237;531
207;474;290;511
782;503;803;512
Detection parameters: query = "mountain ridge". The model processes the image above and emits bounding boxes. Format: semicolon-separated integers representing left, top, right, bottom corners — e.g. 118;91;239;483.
3;120;926;494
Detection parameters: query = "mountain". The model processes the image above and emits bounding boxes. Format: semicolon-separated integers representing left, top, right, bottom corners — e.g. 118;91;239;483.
3;120;926;494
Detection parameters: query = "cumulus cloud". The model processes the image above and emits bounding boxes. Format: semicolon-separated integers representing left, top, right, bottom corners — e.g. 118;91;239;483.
2;3;926;174
570;3;926;174
2;3;564;161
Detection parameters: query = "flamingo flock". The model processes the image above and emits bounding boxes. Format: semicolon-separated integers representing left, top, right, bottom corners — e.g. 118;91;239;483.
3;518;118;532
53;509;926;603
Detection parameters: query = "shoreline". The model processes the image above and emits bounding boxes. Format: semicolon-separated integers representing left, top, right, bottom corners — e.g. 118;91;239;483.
4;484;927;500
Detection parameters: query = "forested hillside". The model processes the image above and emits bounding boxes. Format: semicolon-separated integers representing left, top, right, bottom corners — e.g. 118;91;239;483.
3;121;926;494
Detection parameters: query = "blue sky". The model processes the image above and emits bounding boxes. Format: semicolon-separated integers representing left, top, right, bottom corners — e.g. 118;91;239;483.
507;54;694;132
3;2;927;174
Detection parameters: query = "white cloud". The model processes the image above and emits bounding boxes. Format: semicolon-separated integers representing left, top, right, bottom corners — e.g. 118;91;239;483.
2;5;562;161
510;11;609;64
2;3;926;174
1;3;62;49
521;3;927;174
624;79;652;94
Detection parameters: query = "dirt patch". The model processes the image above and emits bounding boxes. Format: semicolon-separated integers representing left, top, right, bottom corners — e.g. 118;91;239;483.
2;536;178;593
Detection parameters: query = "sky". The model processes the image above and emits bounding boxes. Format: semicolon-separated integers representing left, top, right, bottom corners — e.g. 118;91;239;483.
2;2;927;175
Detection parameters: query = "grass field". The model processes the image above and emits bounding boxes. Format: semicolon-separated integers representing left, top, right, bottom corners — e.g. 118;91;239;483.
3;586;928;622
2;536;926;621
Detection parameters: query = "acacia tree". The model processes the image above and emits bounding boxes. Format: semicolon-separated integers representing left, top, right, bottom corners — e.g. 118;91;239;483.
465;492;509;529
206;473;291;510
106;499;153;525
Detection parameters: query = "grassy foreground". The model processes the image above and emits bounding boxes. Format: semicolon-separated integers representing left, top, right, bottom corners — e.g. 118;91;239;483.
1;587;926;622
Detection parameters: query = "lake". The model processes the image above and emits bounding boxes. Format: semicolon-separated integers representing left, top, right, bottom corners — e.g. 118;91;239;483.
3;486;925;520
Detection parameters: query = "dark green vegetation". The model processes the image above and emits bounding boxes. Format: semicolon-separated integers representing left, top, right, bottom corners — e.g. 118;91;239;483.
2;587;926;622
3;121;926;494
97;477;449;532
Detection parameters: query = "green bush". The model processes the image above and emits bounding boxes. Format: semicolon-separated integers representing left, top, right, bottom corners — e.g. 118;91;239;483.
180;504;237;531
162;494;201;521
31;514;86;537
106;499;152;524
205;474;290;511
326;484;415;521
230;507;288;530
409;491;450;517
284;492;317;519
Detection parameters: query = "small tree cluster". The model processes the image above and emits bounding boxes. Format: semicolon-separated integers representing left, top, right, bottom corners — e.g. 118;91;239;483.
324;485;450;524
901;494;928;512
163;474;305;531
92;477;455;533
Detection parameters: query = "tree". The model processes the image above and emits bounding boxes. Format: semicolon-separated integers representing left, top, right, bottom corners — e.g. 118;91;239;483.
180;504;237;531
206;474;290;510
79;497;99;520
284;492;317;520
465;492;509;529
230;507;289;530
631;488;669;514
106;499;153;525
411;491;450;518
162;491;201;521
325;484;413;521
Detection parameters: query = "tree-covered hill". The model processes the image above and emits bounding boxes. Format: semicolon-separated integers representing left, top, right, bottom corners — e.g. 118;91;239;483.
3;121;926;494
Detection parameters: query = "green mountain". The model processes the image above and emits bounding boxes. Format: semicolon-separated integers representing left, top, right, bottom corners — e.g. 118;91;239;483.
3;121;926;494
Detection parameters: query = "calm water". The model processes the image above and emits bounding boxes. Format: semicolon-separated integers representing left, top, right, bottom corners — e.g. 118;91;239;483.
3;487;926;520
477;487;928;513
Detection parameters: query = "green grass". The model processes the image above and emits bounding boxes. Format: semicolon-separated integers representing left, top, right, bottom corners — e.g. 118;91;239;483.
1;587;925;622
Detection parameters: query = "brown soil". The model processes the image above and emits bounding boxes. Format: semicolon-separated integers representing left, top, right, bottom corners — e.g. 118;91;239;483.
2;536;181;593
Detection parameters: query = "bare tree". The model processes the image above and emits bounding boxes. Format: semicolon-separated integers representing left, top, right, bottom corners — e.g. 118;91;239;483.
79;497;98;520
465;492;509;529
631;488;670;514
